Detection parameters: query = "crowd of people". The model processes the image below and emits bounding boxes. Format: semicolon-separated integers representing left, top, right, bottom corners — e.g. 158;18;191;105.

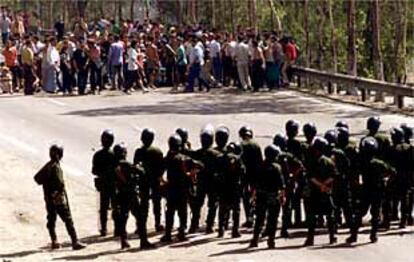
35;117;414;250
0;8;299;96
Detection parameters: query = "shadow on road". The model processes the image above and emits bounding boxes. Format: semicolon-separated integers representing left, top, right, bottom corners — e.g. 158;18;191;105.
61;91;375;118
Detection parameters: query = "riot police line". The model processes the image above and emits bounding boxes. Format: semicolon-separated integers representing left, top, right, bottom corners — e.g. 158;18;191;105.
34;116;414;250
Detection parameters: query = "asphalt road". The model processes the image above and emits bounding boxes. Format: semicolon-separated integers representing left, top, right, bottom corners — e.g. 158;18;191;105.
0;88;414;261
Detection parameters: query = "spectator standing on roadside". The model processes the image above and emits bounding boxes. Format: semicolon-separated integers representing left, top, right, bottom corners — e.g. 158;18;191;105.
235;35;251;91
282;37;298;87
145;35;160;89
250;39;265;92
108;35;124;91
2;39;19;92
72;41;89;95
0;11;11;45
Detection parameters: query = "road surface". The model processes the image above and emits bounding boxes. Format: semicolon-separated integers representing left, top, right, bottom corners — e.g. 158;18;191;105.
0;88;413;261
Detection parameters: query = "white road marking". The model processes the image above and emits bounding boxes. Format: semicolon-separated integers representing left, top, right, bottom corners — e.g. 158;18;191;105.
47;98;66;107
0;132;38;154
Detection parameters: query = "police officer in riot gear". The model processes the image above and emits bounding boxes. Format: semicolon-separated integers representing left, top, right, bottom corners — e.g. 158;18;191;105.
347;137;395;244
134;128;165;232
217;142;245;238
92;129;118;237
249;145;285;249
239;126;263;228
304;137;337;246
161;135;201;242
114;143;154;250
190;128;221;234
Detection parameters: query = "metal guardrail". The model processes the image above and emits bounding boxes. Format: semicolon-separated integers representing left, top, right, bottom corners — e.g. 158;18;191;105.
291;66;414;109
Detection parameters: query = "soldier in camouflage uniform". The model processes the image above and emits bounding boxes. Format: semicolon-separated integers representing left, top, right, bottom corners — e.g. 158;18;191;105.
347;137;395;243
34;145;86;250
217;142;245;238
92;130;118;237
304;137;337;246
249;145;286;249
239;126;263;228
113;143;154;249
133;128;165;232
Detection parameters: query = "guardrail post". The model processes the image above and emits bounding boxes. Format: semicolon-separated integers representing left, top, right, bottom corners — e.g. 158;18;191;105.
361;89;366;102
297;75;302;88
397;95;404;109
327;82;333;94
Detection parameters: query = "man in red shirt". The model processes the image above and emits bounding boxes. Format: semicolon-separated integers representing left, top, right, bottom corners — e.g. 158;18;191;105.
282;37;298;87
2;39;20;91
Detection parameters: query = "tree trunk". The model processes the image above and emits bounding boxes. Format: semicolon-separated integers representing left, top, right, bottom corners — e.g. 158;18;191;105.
130;0;135;20
252;0;257;33
268;0;283;35
327;0;338;93
303;0;310;68
327;0;337;73
393;0;407;84
176;0;182;25
316;2;326;70
230;0;235;33
48;0;53;29
346;0;358;95
118;0;123;22
371;0;385;102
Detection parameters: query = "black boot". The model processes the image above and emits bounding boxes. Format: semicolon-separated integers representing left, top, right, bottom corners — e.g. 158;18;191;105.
140;240;155;250
177;230;188;242
249;238;258;248
121;238;131;249
304;237;314;247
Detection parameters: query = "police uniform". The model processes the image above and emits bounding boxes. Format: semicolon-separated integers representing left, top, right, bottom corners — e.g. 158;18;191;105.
305;151;337;245
240;138;263;227
92;147;118;236
115;156;153;249
134;145;165;231
217;146;245;237
250;146;285;249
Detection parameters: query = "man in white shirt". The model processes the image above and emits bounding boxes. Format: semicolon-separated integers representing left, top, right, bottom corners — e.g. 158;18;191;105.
126;41;147;93
185;37;209;92
235;36;251;91
0;13;11;45
208;34;222;84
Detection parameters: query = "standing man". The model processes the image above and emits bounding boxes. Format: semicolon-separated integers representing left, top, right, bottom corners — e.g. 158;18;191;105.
113;143;154;249
185;37;209;93
190;128;221;233
145;36;160;89
209;34;222;85
134;128;165;232
235;35;251;91
161;135;201;242
72;42;89;95
0;11;11;45
239;126;263;228
347;137;395;243
304;137;337;246
92;130;119;237
249;145;286;249
217;142;245;238
34;145;86;250
108;35;124;91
